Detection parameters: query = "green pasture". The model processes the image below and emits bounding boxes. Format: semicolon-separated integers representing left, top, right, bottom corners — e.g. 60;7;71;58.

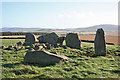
1;39;120;78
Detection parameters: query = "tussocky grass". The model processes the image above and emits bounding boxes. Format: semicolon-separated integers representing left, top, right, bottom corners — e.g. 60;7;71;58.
1;39;120;78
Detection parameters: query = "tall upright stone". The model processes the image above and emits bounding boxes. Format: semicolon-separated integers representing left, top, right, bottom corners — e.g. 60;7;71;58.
65;33;81;49
25;33;36;44
94;28;106;56
37;32;59;46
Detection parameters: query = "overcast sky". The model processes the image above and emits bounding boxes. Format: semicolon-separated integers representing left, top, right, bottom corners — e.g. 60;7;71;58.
2;0;118;29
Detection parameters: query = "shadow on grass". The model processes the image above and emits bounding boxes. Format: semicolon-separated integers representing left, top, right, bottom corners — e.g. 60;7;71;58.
10;68;37;75
2;63;21;68
2;61;56;68
23;62;56;67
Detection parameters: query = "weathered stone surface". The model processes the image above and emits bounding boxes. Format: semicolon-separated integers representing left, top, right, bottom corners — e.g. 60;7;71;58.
25;33;36;44
57;36;65;45
37;32;59;46
24;51;69;65
17;42;23;46
65;33;81;49
94;28;106;56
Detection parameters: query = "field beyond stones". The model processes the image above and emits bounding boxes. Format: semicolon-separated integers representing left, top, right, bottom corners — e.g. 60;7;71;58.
0;34;119;45
1;39;120;78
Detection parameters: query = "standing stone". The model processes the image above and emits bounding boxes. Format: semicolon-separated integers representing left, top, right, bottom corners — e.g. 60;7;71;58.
24;50;69;65
25;33;36;44
37;32;59;47
65;33;81;49
94;28;106;56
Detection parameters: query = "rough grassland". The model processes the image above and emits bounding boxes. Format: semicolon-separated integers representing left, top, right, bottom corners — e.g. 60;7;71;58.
1;39;120;78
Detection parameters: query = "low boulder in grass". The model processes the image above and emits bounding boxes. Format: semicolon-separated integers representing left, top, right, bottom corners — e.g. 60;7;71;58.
17;41;23;46
8;46;13;49
24;51;69;65
5;46;13;50
13;46;18;51
0;46;4;49
13;46;24;51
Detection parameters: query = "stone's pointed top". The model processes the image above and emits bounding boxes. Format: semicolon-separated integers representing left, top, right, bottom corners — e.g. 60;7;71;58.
51;32;56;34
97;28;104;31
50;32;59;37
97;28;104;35
98;28;103;29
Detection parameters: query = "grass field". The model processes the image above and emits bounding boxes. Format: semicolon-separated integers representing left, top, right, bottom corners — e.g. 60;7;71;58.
1;39;120;78
2;39;25;46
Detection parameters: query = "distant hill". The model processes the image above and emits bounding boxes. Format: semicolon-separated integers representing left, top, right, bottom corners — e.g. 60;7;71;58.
66;24;118;32
1;24;118;32
38;29;55;32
